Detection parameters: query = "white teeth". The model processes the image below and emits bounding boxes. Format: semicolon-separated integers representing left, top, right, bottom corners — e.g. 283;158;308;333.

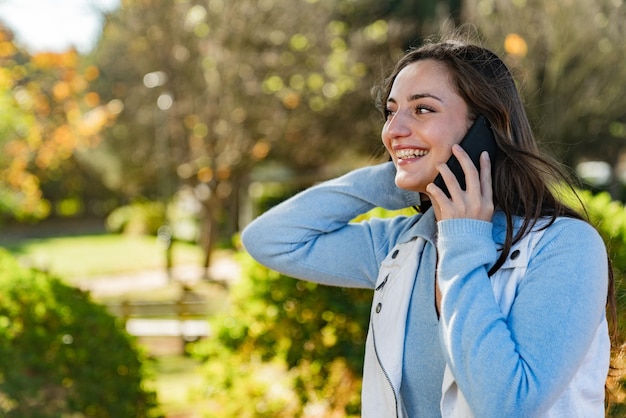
395;149;428;160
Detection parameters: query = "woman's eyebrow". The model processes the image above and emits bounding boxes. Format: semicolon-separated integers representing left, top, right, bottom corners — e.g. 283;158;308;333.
408;93;443;103
386;93;443;104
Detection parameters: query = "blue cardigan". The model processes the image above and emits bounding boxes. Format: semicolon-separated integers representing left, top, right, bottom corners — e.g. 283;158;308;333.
242;162;609;417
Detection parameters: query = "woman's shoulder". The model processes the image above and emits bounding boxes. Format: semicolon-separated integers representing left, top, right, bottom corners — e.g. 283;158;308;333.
523;216;608;301
539;216;605;254
521;216;607;270
540;216;602;240
492;212;604;250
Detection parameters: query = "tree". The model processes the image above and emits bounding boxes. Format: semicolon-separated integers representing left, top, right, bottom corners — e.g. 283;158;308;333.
0;25;115;222
87;0;463;268
463;0;626;192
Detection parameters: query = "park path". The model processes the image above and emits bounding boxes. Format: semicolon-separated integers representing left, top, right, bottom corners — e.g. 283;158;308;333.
75;256;241;352
76;256;241;298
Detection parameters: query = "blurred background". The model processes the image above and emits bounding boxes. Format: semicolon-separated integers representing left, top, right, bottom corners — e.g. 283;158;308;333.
1;0;626;417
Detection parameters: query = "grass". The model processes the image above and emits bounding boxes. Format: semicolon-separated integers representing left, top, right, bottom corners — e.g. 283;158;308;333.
3;234;205;282
153;355;208;415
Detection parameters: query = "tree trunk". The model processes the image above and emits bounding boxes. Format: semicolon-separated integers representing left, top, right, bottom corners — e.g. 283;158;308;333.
199;197;220;279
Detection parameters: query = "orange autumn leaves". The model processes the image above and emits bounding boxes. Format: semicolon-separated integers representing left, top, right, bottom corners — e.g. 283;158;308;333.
0;28;115;219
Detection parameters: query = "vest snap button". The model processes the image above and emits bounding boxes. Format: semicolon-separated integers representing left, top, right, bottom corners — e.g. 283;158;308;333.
376;303;382;313
391;249;399;259
510;249;521;260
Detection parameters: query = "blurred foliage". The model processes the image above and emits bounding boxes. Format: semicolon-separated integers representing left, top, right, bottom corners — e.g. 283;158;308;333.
86;0;457;266
190;248;372;417
0;248;161;417
464;0;626;180
576;191;626;336
2;0;626;236
88;0;452;196
106;200;166;236
578;190;626;416
0;26;115;221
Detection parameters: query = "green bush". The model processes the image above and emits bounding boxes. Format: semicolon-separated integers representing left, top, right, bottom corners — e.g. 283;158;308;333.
0;248;161;418
575;191;626;338
190;249;371;417
105;200;166;236
576;190;626;417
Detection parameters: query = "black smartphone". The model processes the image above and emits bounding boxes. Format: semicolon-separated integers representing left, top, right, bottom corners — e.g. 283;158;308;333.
432;114;497;197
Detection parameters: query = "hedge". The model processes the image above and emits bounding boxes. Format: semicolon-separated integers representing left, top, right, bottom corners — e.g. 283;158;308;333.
0;248;161;418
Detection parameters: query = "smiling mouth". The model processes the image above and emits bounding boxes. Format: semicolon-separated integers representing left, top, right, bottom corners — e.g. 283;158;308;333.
395;149;429;160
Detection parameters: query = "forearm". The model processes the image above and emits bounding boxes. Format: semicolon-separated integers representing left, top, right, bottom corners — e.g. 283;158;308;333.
437;218;608;417
241;162;421;288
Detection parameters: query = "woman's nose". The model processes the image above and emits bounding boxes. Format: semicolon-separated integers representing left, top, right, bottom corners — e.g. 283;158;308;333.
385;113;412;138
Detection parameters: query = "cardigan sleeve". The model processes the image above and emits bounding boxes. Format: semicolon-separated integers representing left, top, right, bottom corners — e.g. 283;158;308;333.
436;217;609;417
241;162;421;289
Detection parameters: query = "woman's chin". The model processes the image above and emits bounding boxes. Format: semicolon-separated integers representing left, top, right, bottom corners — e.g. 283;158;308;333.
394;174;427;194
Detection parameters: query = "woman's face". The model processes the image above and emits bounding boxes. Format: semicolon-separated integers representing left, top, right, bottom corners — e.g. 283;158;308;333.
382;59;471;194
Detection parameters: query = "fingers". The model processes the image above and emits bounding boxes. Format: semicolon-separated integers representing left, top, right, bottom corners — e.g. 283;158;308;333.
428;144;494;221
479;151;493;203
453;144;480;192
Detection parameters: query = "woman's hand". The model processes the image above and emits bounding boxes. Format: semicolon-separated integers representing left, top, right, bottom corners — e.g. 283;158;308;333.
426;144;494;222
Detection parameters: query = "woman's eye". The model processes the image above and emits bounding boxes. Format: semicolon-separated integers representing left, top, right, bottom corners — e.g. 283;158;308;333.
385;108;396;119
415;105;434;114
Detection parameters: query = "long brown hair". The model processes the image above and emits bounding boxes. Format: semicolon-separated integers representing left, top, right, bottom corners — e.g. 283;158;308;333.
374;35;618;344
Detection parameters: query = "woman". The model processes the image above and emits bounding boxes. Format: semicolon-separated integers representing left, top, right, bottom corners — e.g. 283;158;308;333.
242;35;613;417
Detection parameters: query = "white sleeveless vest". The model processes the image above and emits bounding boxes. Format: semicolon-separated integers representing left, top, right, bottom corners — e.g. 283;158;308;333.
361;222;609;417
